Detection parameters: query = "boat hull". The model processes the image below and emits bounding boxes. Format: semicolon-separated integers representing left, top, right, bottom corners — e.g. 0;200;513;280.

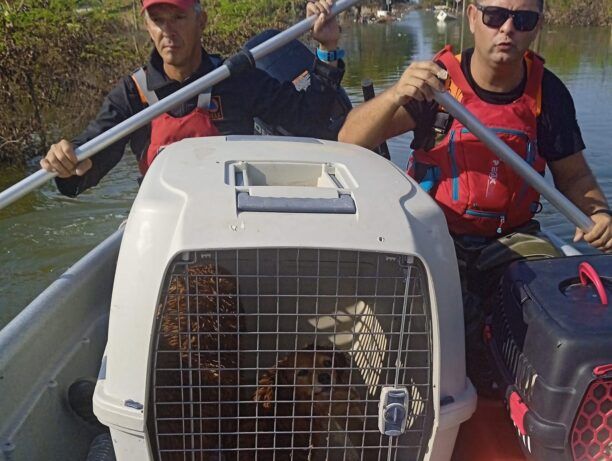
0;230;122;461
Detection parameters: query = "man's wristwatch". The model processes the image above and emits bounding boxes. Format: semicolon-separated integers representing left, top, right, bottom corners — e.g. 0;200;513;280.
316;47;345;62
591;208;612;217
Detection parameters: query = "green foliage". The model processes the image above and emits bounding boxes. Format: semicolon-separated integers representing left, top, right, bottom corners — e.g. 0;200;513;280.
0;0;141;164
208;0;299;29
0;0;302;164
202;0;302;54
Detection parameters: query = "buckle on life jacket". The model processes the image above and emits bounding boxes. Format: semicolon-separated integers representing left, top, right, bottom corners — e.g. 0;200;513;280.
419;166;441;193
530;201;543;214
433;111;453;135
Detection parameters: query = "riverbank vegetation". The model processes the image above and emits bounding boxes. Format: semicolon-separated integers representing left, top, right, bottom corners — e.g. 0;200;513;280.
203;0;306;54
0;0;609;166
0;0;302;166
0;0;141;165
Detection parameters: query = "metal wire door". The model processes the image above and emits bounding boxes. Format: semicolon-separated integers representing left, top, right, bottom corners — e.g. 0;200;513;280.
149;248;433;461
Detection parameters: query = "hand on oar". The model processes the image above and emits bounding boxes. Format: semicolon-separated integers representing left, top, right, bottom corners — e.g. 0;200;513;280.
573;211;612;253
307;0;340;50
390;61;447;106
40;139;92;178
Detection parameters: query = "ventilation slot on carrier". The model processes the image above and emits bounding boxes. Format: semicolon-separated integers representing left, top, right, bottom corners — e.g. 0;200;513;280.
571;378;611;461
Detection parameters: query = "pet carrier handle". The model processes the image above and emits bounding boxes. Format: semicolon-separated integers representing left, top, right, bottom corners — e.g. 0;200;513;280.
578;262;608;305
0;0;363;210
236;191;356;214
593;364;612;377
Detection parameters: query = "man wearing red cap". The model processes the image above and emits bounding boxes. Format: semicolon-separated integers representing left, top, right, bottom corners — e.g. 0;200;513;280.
41;0;346;194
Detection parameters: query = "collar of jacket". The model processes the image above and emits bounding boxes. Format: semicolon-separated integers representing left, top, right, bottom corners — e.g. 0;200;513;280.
144;47;218;92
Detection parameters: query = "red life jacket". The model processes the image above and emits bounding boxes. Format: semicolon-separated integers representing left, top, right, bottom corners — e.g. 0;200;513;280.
408;46;546;237
131;68;220;175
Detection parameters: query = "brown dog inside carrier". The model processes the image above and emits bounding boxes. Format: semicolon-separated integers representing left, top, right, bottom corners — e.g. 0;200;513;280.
147;247;435;461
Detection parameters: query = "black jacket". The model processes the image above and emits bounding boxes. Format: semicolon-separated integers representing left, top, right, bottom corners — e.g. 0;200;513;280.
57;48;345;197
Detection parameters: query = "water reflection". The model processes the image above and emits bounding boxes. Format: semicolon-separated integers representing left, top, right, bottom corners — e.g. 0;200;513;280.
0;155;138;327
341;22;418;89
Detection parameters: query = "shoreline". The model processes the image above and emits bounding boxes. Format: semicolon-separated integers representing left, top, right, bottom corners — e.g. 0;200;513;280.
0;1;609;167
375;1;612;28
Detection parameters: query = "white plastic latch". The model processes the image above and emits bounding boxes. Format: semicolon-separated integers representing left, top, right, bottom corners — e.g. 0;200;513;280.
378;386;410;436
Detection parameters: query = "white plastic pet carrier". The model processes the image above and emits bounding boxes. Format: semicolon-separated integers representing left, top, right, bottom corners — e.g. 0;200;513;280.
93;136;476;461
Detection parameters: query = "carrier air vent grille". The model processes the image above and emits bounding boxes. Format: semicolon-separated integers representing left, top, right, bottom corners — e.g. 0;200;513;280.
147;248;434;460
571;378;611;461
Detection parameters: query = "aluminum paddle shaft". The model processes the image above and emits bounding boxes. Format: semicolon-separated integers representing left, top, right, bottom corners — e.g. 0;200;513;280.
434;91;594;233
0;0;362;210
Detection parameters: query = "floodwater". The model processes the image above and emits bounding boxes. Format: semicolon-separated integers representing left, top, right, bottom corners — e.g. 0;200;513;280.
0;10;610;328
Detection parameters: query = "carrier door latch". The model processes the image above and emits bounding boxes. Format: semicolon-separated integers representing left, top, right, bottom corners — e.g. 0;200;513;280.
378;386;410;436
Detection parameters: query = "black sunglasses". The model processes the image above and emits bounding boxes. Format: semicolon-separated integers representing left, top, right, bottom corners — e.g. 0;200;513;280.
475;4;540;32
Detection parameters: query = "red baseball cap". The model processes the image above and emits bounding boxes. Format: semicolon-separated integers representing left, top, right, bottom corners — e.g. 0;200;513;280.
141;0;198;12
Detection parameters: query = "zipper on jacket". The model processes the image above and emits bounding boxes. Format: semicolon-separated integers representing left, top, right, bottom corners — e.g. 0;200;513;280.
460;127;529;138
465;209;506;234
449;130;459;201
517;139;537;202
497;215;506;234
462;126;537;207
465;209;505;218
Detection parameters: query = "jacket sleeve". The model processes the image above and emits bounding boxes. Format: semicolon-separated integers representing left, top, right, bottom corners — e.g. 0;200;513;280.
537;69;585;161
248;58;347;140
55;76;141;197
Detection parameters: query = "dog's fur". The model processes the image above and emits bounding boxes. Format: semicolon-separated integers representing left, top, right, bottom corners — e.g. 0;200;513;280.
152;264;242;460
250;345;365;460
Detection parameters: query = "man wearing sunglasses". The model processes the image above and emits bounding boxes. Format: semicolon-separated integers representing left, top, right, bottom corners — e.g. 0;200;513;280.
339;0;611;395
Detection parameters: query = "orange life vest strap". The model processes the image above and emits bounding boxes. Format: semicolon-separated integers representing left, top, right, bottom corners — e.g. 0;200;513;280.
131;73;149;106
435;45;543;116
